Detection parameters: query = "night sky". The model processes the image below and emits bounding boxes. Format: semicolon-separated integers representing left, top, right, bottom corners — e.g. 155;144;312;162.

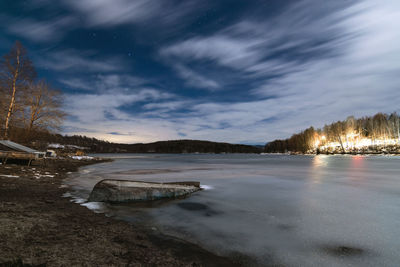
1;0;399;144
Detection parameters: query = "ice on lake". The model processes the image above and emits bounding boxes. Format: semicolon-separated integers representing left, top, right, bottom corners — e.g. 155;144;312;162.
65;154;400;266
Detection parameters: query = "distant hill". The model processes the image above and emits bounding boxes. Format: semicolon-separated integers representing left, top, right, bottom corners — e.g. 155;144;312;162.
26;132;261;154
125;140;261;154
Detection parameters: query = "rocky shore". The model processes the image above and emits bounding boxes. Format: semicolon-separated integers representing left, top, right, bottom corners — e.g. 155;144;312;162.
0;159;238;266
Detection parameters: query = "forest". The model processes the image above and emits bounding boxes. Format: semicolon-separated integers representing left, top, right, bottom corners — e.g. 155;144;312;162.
33;133;261;154
265;112;400;154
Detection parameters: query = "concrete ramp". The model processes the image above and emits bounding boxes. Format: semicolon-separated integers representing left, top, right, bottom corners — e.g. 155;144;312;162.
88;179;201;203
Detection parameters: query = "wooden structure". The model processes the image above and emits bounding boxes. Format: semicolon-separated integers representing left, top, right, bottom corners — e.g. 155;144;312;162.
0;140;45;166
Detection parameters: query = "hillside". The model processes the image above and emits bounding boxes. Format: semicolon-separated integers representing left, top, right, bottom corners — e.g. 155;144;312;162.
25;132;261;154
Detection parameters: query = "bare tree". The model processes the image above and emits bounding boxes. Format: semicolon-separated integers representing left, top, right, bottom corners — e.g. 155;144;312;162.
389;112;400;144
0;41;36;139
24;80;66;139
0;84;7;126
345;116;356;148
331;122;346;153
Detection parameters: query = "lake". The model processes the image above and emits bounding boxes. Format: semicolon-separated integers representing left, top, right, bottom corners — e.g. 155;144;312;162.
64;154;400;266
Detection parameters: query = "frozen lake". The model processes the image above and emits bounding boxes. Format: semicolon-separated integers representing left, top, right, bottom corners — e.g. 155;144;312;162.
64;154;400;266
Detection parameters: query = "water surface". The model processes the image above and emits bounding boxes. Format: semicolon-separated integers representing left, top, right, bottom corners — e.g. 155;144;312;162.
64;154;400;266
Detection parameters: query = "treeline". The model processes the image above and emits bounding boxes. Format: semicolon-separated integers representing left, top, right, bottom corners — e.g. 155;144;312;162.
265;112;400;154
32;132;261;153
0;41;64;141
125;140;261;154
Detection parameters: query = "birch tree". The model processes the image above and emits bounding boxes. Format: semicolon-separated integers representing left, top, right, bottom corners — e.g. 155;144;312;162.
0;41;36;139
24;80;66;139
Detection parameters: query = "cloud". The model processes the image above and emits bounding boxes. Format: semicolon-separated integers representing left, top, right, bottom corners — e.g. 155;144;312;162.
161;35;263;73
65;86;174;121
59;78;94;91
159;1;354;93
108;131;135;136
4;15;75;43
63;90;178;143
149;0;400;143
143;101;189;112
17;0;399;144
59;74;146;91
173;64;220;90
61;0;203;28
36;50;125;73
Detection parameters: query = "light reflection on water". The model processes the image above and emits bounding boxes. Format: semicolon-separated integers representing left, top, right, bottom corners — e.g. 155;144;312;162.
65;154;400;266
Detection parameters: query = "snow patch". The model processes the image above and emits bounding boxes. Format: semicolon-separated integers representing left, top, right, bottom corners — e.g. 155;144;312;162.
62;192;73;198
33;173;55;179
48;143;65;149
0;174;19;178
200;184;214;190
81;202;106;213
71;156;94;160
70;198;86;204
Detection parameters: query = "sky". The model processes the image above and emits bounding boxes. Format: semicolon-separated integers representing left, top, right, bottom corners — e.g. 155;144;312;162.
1;0;400;145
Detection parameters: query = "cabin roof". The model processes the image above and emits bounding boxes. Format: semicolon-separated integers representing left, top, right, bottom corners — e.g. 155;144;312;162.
0;140;38;153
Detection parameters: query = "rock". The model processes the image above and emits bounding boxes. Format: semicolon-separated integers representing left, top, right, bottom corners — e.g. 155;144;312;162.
88;179;201;203
322;245;365;257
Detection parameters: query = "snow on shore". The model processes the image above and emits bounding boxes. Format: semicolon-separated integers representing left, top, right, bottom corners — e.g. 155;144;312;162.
0;174;20;178
71;155;94;160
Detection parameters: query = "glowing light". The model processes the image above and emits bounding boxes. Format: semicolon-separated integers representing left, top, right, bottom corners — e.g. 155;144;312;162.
346;132;359;139
316;135;399;151
314;140;320;147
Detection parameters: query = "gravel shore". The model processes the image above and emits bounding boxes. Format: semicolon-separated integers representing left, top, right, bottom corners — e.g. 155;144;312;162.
0;159;238;266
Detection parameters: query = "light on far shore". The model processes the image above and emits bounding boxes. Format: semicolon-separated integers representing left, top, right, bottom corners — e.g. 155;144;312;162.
314;131;400;152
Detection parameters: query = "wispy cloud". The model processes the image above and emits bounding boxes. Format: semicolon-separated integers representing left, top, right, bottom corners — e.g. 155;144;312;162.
143;101;189;112
36;50;125;73
63;89;178;143
61;0;204;28
154;0;400;142
3;0;207;45
160;1;353;77
173;64;220;90
3;15;75;43
64;87;174;133
58;78;94;91
59;74;146;91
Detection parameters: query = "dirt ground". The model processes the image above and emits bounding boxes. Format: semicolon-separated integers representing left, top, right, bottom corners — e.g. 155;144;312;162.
0;159;238;267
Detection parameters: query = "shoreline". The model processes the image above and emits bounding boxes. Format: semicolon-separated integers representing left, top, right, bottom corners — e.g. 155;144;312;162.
261;152;400;156
0;158;238;266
